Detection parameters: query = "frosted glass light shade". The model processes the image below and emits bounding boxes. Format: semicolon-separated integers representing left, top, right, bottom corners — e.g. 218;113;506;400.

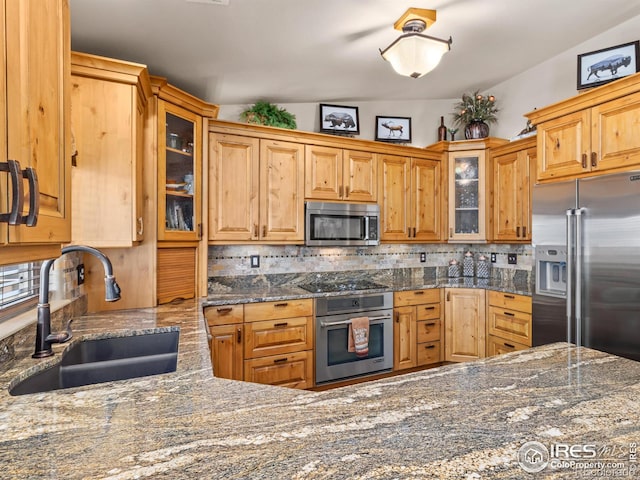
380;33;451;79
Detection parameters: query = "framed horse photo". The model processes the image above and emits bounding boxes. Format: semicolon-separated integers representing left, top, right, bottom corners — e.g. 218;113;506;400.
375;116;412;143
577;40;640;90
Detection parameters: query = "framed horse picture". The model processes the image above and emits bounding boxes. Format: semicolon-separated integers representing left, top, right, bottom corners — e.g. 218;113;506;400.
375;116;412;143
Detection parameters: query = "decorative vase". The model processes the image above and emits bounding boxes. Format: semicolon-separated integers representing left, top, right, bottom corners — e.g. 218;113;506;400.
464;119;490;139
437;116;447;141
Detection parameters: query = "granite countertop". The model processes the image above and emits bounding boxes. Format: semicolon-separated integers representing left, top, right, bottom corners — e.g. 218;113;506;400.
1;299;639;479
203;275;532;307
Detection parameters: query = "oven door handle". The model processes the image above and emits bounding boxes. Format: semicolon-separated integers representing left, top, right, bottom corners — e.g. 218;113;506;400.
319;315;391;328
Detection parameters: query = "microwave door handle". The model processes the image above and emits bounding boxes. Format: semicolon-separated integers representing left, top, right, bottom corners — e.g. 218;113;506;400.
319;314;391;328
364;216;370;241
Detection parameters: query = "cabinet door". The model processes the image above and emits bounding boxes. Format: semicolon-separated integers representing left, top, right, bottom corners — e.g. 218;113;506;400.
444;288;486;362
244;350;313;389
5;0;70;244
379;154;411;241
304;145;343;200
158;101;202;241
448;150;486;242
412;158;442;241
393;305;416;370
343;149;377;202
208;133;259;241
259;139;304;242
537;110;590;182
591;92;640;173
210;324;244;380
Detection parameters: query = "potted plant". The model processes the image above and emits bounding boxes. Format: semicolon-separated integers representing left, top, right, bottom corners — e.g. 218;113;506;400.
452;91;498;139
240;100;297;130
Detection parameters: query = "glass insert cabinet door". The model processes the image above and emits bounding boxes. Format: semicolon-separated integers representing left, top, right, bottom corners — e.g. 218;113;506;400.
158;100;202;241
448;149;486;242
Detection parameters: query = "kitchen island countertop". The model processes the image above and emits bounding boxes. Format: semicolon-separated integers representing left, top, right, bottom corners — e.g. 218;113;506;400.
1;299;639;479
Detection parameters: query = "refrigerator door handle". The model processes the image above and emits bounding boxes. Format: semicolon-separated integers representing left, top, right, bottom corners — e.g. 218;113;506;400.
575;207;585;348
566;208;575;345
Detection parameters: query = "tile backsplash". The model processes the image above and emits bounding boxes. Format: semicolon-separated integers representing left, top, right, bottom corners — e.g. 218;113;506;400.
208;244;532;278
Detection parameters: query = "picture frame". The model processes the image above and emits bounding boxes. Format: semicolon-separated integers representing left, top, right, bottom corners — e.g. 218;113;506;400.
319;103;360;135
577;40;640;90
375;116;412;143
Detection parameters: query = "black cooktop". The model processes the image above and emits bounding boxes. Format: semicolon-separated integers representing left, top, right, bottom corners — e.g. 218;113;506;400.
297;279;387;293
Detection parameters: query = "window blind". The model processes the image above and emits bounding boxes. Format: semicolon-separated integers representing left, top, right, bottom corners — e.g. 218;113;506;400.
0;261;41;320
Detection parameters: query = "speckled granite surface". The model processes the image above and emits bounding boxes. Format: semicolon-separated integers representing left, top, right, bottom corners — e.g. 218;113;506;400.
1;300;639;479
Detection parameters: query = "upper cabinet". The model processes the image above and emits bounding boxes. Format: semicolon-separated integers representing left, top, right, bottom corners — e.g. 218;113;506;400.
378;153;443;242
69;52;152;247
527;72;640;183
0;0;71;263
305;145;377;202
490;137;536;242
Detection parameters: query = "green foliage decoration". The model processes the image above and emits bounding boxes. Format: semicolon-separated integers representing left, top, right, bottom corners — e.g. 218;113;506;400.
452;90;498;127
240;100;297;130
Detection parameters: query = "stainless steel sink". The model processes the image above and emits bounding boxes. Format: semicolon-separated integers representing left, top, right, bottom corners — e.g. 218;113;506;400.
9;330;179;396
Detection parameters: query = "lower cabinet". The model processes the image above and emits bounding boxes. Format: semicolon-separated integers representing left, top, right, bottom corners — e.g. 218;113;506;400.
444;288;486;362
393;289;443;370
486;291;532;356
204;299;314;389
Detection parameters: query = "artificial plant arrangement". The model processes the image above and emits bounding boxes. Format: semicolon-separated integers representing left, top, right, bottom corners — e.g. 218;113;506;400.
240;100;297;129
452;90;498;127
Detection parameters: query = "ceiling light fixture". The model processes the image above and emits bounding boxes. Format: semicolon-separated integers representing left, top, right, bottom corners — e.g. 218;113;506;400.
380;8;452;79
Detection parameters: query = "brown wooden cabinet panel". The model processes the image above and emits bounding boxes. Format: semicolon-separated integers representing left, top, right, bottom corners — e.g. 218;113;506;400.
157;247;196;304
204;304;244;326
487;334;529;356
412;158;442;241
393;305;416;370
395;288;440;306
444;288;486;362
417;319;441;343
244;316;313;359
487;290;532;314
244;350;313;389
209;324;244;381
417;341;441;365
487;306;532;347
343;149;377;202
244;298;313;322
304;145;343;200
379;154;411;241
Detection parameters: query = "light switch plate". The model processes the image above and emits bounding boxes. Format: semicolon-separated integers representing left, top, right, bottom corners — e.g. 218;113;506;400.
490;253;497;263
420;252;426;263
77;264;85;285
250;255;260;268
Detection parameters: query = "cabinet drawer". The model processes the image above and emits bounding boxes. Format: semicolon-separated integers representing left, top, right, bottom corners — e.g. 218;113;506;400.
244;299;313;322
244;350;313;389
204;304;244;326
417;319;441;343
244;316;314;359
487;334;529;356
488;306;532;346
488;291;531;313
394;289;440;306
416;303;440;321
417;341;441;366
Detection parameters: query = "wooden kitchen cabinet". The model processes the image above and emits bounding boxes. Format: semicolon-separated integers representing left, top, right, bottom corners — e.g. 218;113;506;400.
528;73;640;182
379;154;443;242
393;289;443;370
444;288;486;362
305;145;377;202
491;137;536;242
486;290;532;356
204;305;244;381
69;52;151;247
0;0;71;263
209;133;304;243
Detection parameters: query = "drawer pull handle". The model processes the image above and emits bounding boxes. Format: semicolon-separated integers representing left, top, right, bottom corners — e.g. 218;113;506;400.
424;306;435;310
216;307;233;314
424;322;436;327
273;357;288;364
236;328;242;343
503;294;515;299
273;322;289;327
503;312;515;317
522;226;527;238
591;151;597;168
581;153;587;169
516;226;521;238
424;345;436;349
414;291;424;295
504;342;515;348
274;302;289;308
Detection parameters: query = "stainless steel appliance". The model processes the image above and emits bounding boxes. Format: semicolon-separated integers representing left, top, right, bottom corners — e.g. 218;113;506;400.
532;171;640;361
313;290;393;384
305;201;379;246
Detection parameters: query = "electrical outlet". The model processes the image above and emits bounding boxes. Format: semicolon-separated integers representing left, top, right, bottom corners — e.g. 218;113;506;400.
77;264;85;285
490;253;497;263
420;252;426;263
250;255;260;268
507;253;517;265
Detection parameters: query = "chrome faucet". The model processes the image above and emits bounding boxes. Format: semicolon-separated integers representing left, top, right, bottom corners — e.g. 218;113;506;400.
32;245;121;358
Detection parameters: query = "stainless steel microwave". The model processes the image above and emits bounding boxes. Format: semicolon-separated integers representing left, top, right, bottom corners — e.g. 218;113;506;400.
305;201;379;246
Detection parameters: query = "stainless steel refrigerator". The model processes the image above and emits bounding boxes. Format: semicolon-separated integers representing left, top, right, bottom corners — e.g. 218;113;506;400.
532;170;640;361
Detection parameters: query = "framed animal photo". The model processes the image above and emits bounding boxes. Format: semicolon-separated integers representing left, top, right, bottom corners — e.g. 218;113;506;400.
577;40;639;90
319;103;360;135
375;116;412;143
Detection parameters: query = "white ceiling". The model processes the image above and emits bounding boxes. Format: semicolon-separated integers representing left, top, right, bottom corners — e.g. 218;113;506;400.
69;0;640;106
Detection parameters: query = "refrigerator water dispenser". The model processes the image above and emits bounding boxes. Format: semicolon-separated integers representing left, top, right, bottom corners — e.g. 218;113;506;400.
536;246;567;298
